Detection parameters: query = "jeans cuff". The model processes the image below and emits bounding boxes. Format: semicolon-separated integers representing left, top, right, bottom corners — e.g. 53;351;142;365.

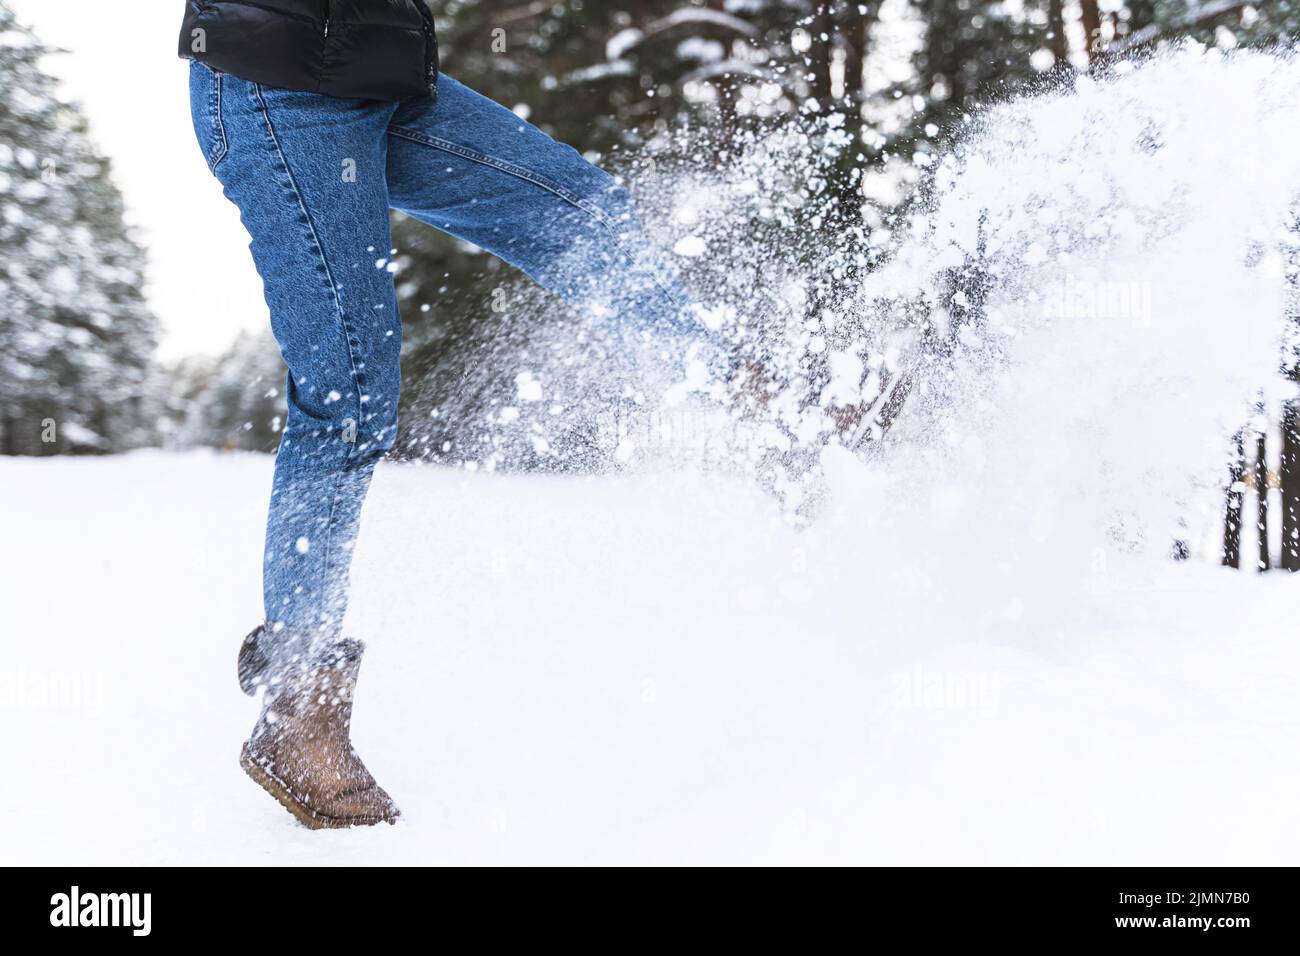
259;625;364;680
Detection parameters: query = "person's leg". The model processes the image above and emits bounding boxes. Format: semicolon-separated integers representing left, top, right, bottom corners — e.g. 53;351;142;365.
188;60;402;827
384;75;727;386
191;62;403;656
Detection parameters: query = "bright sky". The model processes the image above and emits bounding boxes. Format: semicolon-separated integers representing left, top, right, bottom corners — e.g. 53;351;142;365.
9;0;268;359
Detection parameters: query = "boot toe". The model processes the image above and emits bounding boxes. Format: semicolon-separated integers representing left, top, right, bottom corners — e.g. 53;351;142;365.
329;784;401;824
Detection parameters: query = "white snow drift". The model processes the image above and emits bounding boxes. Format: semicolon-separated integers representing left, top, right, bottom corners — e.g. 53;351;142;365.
4;46;1300;865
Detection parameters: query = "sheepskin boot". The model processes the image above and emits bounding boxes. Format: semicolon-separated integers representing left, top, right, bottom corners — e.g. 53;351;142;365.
237;627;400;829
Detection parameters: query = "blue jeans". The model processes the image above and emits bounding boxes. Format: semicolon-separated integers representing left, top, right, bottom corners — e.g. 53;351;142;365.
189;63;719;648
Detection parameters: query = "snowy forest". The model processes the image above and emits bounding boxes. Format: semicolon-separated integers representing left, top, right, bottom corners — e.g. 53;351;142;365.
9;0;1300;869
3;0;1295;457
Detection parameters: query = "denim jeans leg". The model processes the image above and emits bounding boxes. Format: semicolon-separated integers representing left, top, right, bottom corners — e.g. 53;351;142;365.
195;64;403;648
384;75;728;383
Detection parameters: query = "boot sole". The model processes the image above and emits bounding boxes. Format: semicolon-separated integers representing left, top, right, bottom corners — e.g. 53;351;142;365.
239;744;397;830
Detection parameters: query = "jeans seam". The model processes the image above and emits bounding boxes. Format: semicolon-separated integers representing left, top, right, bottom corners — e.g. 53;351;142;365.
208;70;229;172
387;124;690;315
253;82;365;614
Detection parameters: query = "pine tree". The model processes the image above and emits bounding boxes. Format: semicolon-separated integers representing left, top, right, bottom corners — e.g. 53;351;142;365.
0;2;160;455
167;329;286;453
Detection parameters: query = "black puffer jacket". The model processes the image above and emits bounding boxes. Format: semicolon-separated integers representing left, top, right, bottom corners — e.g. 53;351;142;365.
178;1;438;102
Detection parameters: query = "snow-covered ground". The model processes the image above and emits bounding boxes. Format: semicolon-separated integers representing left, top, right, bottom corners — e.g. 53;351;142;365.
6;46;1300;866
2;450;1298;865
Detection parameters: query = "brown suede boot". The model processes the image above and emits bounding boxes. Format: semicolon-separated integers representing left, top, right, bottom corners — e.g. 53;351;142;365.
237;629;400;829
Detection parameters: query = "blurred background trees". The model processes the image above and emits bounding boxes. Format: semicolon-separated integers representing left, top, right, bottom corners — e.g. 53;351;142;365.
0;3;159;455
0;0;1289;456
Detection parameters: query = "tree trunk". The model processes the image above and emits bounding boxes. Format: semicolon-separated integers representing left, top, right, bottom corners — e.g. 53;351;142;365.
1222;431;1245;568
1047;0;1068;67
1256;426;1271;571
809;4;834;109
705;0;739;133
1281;402;1300;570
834;4;874;215
842;5;868;109
1080;0;1103;64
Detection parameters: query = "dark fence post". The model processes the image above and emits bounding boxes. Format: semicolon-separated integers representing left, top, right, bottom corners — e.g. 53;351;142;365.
1222;431;1245;569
